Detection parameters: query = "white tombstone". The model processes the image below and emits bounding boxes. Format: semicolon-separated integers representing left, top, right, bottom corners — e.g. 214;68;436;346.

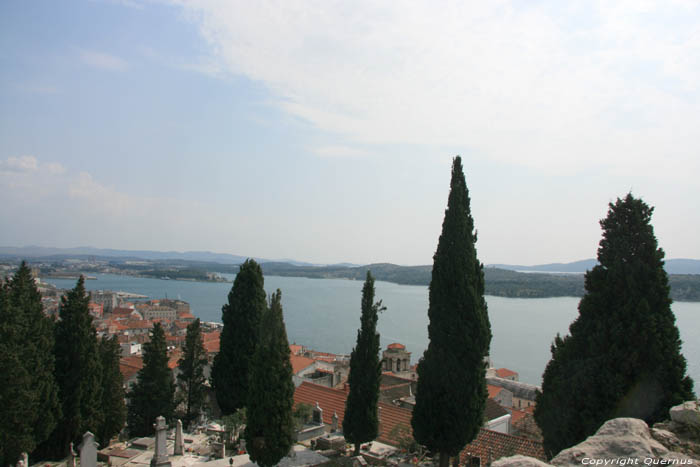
173;419;184;456
151;416;172;467
79;432;98;467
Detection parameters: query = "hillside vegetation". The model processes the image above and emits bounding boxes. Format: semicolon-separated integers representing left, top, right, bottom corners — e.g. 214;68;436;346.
260;262;700;301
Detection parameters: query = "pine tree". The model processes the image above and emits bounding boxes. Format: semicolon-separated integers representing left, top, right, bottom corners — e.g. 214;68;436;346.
211;259;266;415
411;156;492;467
535;194;695;457
42;276;102;459
245;290;295;467
97;335;126;446
127;322;176;437
0;263;60;465
343;271;385;456
177;318;208;430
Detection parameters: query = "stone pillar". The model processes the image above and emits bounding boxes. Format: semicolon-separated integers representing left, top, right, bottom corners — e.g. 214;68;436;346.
79;432;98;467
68;442;77;467
312;402;324;426
151;416;172;467
331;412;339;432
174;419;184;456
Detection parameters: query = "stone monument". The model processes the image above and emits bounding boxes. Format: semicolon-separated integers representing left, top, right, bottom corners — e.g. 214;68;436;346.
174;419;184;456
151;416;172;467
331;412;339;432
79;432;98;467
312;402;324;425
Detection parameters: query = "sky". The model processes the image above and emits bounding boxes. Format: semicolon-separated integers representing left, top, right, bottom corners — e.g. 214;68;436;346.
1;0;699;266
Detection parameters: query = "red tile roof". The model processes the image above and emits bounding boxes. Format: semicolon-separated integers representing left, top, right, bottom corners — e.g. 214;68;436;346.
202;331;220;354
387;343;406;350
119;355;144;382
459;429;546;465
488;385;503;398
289;344;304;355
496;368;518;379
290;355;315;374
509;408;528;425
293;382;412;446
168;349;182;369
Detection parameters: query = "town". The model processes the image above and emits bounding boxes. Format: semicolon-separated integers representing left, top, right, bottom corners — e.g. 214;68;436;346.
15;266;545;466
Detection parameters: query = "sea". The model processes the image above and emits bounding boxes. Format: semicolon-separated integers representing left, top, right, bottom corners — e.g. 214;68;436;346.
44;273;700;389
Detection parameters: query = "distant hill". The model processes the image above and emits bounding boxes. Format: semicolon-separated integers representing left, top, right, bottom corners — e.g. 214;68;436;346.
260;262;700;301
0;246;315;266
490;258;700;275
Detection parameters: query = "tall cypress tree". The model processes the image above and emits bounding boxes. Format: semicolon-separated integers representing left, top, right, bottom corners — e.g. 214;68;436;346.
343;271;384;456
0;263;61;465
42;276;102;459
245;290;295;467
177;318;208;430
127;322;175;437
211;259;266;415
97;335;126;446
535;194;695;457
411;156;492;467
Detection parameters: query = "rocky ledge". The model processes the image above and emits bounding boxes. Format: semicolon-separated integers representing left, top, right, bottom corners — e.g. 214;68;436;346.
493;401;700;466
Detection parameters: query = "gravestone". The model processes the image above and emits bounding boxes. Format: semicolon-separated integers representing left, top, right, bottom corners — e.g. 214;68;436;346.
151;416;172;467
174;419;184;456
331;412;339;432
312;402;324;425
79;432;98;467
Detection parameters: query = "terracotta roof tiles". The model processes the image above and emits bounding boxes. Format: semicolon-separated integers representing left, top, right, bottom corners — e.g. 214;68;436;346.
459;429;546;465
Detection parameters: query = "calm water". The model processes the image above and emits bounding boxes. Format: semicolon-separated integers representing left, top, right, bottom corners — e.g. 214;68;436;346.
44;274;700;388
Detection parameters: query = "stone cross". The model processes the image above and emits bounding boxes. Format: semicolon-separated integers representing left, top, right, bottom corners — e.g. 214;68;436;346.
173;419;184;456
151;416;172;467
79;432;98;467
312;402;324;425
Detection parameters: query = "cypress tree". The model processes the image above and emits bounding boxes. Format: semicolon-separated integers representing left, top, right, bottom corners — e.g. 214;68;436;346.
42;276;102;458
0;263;60;465
211;259;266;415
535;194;695;457
177;318;208;430
127;322;176;437
245;290;295;467
343;271;385;456
411;156;492;467
97;335;126;446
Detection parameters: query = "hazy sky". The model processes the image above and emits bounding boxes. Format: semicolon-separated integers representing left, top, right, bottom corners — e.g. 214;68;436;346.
1;1;699;266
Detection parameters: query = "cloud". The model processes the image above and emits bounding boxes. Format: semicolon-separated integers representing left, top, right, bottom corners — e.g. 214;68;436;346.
80;50;129;71
168;1;700;176
0;156;261;256
0;155;39;172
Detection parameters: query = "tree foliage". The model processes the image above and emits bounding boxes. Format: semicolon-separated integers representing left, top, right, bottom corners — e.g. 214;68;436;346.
211;259;266;415
535;194;695;457
127;322;175;437
177;318;208;429
245;290;295;467
43;276;103;458
343;271;384;455
0;263;61;465
97;335;126;445
411;156;492;467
